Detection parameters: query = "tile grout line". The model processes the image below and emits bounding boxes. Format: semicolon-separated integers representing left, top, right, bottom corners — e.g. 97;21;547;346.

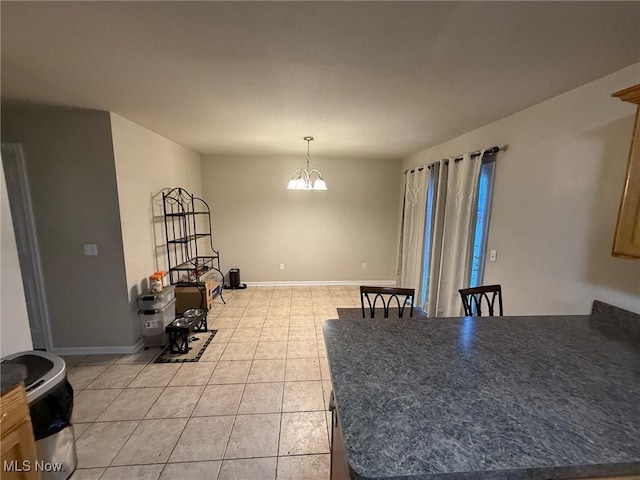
274;293;289;479
73;287;342;479
175;292;244;478
213;290;247;480
102;361;185;471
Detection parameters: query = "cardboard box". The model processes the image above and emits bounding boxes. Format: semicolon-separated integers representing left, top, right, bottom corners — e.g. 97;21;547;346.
174;277;220;314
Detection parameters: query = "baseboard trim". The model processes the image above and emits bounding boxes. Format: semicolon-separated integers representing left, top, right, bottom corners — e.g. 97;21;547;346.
51;338;145;356
243;280;397;287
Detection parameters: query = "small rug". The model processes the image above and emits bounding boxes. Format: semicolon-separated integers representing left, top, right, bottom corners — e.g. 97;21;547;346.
154;330;217;363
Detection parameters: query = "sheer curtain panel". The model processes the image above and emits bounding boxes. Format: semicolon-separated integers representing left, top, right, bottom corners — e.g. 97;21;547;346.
425;152;483;317
397;167;430;298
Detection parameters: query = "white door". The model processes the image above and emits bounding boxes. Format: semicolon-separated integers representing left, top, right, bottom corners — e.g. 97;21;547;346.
1;143;52;350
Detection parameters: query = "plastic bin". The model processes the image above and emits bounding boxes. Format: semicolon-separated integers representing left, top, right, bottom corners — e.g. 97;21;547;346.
0;350;77;480
137;285;175;310
138;297;176;346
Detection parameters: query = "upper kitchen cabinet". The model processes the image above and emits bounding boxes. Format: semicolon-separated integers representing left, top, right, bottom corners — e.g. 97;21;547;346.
612;84;640;259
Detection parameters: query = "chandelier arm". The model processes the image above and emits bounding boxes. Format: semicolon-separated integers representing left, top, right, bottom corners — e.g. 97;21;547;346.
287;136;327;190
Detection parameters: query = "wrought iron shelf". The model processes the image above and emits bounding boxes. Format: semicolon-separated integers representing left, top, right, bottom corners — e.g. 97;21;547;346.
164;211;209;217
167;233;210;244
162;187;225;303
168;256;218;272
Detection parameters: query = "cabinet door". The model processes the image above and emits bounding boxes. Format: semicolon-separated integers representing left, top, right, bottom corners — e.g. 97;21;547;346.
613;108;640;258
1;424;41;480
1;385;40;480
330;408;351;480
568;477;640;480
612;86;640;259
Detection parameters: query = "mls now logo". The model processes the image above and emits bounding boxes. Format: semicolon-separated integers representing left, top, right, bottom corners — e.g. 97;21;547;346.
4;460;64;473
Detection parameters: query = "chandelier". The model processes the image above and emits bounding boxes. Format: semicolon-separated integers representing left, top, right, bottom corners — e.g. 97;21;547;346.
286;136;328;190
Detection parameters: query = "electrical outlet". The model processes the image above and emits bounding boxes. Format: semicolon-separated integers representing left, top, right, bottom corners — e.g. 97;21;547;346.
361;262;367;270
83;244;98;256
279;263;285;270
489;249;497;262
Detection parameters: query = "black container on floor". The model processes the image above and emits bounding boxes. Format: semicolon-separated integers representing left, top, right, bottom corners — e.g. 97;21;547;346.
229;268;240;288
224;268;247;289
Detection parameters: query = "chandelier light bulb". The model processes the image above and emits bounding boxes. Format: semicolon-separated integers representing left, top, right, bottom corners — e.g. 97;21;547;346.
286;137;328;191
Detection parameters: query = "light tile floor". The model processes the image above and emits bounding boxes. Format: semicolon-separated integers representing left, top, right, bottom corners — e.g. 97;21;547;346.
67;285;360;480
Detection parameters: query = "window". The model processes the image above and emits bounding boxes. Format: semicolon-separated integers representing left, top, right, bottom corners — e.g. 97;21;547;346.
469;160;496;287
419;172;437;304
407;151;499;316
420;159;496;305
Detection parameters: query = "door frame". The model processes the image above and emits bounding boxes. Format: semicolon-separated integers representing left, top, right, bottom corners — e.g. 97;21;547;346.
1;143;53;351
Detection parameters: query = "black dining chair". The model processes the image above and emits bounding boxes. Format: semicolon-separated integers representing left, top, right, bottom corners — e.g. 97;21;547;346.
360;286;415;318
458;284;503;317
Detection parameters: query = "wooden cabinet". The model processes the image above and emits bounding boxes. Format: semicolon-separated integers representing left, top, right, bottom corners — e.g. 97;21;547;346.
571;477;640;480
0;384;40;480
330;407;350;480
612;84;640;259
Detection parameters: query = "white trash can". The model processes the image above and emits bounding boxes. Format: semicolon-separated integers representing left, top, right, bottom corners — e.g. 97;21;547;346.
1;350;77;480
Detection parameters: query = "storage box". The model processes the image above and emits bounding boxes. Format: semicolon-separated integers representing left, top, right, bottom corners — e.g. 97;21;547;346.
138;298;176;346
174;277;220;314
137;285;175;310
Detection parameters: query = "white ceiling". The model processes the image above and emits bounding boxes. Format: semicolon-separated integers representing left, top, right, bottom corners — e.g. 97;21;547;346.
2;1;639;159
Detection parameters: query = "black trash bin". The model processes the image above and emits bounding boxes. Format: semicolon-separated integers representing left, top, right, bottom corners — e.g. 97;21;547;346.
224;268;247;289
1;351;77;480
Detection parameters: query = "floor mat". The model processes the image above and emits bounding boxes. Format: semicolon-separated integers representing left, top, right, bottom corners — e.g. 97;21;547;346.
153;330;217;363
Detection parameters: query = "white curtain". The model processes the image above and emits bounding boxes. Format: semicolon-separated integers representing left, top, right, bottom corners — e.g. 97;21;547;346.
397;167;430;298
425;152;482;317
424;161;445;314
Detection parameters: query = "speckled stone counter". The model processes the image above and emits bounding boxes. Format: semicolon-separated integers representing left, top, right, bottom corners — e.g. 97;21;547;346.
324;311;640;480
337;307;428;320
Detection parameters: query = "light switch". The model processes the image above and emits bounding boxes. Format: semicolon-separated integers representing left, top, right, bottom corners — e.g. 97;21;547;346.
83;244;98;256
279;263;285;270
489;249;497;262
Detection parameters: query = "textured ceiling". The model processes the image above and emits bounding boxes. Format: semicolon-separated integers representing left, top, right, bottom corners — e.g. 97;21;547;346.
2;1;639;159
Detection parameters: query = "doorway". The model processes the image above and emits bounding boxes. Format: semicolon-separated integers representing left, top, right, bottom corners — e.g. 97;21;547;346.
1;143;52;350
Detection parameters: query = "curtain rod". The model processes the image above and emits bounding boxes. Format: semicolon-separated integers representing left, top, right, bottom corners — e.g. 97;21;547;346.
406;144;508;174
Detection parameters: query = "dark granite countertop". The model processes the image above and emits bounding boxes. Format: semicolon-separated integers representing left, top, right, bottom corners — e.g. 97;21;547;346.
337;307;428;320
324;311;640;480
1;364;27;396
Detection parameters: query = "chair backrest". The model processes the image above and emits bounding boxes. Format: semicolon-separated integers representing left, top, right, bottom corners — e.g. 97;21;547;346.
360;286;415;318
458;284;503;317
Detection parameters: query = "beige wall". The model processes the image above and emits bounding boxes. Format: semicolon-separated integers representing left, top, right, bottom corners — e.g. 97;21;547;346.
201;155;401;283
402;63;640;314
1;105;133;349
0;155;32;356
110;113;202;338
